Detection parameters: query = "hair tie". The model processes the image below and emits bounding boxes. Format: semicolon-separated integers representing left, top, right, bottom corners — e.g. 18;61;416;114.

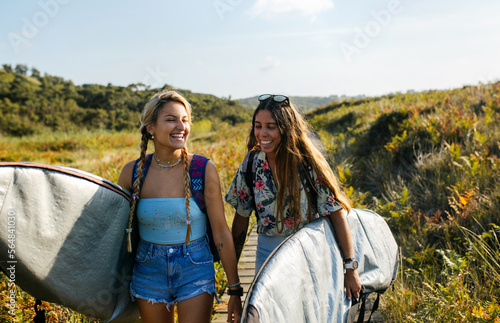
126;227;133;252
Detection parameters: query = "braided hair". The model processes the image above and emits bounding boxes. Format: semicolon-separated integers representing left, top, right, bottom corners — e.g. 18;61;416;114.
126;90;193;252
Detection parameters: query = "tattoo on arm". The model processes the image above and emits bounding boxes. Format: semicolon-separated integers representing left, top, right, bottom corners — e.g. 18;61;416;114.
216;242;223;253
234;231;247;261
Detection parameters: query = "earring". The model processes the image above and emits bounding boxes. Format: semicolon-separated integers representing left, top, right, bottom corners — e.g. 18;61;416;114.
150;133;154;139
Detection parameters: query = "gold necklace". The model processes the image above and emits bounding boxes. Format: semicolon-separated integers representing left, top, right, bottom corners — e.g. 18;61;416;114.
154;153;182;168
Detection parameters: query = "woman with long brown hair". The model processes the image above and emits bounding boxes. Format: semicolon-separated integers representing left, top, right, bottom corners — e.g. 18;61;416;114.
118;90;242;323
225;94;362;300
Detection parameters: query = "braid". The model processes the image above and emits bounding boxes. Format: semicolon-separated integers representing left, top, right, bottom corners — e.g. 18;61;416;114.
182;146;192;244
126;132;149;252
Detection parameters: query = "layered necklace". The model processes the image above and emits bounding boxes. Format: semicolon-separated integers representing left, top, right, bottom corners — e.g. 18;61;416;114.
154;153;182;168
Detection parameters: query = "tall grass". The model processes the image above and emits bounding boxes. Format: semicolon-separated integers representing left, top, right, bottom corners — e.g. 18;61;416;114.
1;82;499;321
309;82;500;321
382;223;500;322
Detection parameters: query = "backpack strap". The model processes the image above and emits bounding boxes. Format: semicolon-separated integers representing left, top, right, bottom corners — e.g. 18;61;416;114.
189;154;220;262
33;299;45;323
299;161;319;215
357;293;367;323
366;292;380;323
242;150;258;211
131;153;153;191
347;290;381;323
189;154;208;214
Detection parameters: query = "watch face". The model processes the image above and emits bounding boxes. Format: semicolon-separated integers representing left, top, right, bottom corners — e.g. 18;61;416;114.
345;259;358;270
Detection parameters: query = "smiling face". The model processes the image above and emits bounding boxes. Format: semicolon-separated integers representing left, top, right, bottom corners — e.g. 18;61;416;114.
147;101;190;152
254;109;282;158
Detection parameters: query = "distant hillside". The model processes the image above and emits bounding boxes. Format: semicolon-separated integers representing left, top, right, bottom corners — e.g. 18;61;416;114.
0;64;253;136
237;94;365;113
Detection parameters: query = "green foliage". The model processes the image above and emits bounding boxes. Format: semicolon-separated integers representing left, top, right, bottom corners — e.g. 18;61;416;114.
308;82;500;321
0;66;253;137
2;71;500;321
0;273;93;323
383;227;500;322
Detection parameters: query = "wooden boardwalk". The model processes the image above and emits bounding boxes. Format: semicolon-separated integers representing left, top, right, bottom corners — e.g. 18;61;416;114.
212;225;257;323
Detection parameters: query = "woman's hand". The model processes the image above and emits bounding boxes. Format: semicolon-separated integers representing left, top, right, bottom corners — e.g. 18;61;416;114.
344;269;362;300
203;161;243;322
327;209;363;299
227;295;242;323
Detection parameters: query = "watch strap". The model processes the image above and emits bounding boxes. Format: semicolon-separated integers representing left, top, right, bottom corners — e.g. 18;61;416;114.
227;287;244;296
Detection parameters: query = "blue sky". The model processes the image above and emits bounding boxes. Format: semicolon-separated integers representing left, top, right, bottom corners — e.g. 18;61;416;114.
1;0;499;99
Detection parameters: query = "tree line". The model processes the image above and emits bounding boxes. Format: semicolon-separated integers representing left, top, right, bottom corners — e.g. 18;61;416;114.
0;64;253;136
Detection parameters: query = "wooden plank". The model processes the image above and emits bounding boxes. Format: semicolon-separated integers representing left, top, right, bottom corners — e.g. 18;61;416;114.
212;225;257;322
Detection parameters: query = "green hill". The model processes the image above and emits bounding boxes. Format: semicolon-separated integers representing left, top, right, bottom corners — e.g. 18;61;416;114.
0;64;253;137
307;85;500;213
237;94;356;113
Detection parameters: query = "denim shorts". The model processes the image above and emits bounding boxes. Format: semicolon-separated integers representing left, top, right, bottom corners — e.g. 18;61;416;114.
255;234;286;274
130;237;218;308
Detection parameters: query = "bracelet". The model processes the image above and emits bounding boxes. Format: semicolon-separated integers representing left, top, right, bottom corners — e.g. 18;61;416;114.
227;287;244;296
227;282;241;288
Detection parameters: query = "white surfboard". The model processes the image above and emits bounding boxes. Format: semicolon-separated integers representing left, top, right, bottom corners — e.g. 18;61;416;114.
241;209;399;322
0;162;140;322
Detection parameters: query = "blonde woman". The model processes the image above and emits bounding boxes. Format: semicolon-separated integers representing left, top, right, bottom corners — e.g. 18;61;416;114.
118;91;242;323
225;94;362;300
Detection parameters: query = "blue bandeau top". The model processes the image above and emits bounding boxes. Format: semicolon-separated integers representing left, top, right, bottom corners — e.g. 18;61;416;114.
137;198;207;245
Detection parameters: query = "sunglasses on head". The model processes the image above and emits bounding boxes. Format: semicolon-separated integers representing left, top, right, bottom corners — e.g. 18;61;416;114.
258;94;289;103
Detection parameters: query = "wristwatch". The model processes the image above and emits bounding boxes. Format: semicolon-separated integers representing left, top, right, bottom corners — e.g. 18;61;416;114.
343;258;358;270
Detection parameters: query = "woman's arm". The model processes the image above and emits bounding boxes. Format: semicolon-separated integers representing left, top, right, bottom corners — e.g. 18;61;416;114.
231;212;249;261
117;161;135;191
327;208;362;300
203;161;242;322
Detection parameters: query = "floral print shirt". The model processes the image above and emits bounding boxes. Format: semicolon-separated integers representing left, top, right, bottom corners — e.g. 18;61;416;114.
225;151;343;236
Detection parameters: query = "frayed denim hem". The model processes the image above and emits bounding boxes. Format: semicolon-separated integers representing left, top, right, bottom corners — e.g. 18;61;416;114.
176;284;221;304
130;288;220;310
130;289;176;311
